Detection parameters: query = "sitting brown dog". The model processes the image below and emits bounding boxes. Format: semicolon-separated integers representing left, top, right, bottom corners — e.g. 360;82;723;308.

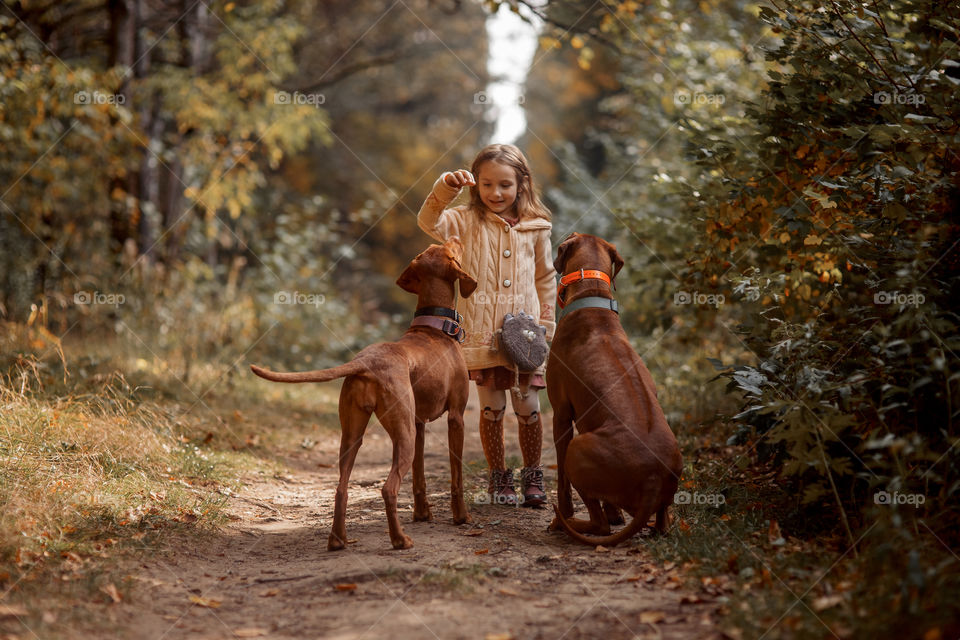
251;237;476;550
546;232;682;546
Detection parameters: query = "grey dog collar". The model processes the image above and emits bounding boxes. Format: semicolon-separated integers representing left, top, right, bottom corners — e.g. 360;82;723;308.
557;296;620;322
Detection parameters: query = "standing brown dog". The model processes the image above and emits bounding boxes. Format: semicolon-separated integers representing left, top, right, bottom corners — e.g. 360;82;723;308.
251;237;476;551
546;232;682;546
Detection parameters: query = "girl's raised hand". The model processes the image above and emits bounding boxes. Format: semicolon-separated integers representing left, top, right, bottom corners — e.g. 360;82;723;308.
443;169;475;190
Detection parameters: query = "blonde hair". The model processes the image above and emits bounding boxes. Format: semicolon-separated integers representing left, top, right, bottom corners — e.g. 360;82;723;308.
468;144;551;221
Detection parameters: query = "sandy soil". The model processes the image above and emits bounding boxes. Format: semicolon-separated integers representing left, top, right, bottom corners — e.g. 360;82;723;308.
114;388;721;640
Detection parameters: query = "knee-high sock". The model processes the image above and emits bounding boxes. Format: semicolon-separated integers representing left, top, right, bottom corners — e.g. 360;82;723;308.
511;390;542;468
515;411;542;468
477;385;507;470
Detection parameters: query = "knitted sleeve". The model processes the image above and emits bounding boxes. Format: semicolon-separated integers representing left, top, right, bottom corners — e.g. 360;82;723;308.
417;174;465;242
534;227;557;341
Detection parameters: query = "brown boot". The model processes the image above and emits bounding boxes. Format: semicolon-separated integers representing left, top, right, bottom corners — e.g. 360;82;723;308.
488;468;519;506
520;465;546;507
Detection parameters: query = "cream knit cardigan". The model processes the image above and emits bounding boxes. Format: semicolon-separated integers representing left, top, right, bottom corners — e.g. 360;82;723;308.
417;174;557;373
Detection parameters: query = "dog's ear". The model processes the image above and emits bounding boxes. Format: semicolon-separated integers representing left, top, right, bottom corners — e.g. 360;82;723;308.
396;262;421;294
455;268;478;298
554;232;580;274
606;240;625;284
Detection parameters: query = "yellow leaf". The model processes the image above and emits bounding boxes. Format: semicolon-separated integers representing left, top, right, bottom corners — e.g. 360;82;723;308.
779;232;791;243
803;234;823;246
571;35;584;49
102;583;122;604
640;611;666;623
189;595;221;608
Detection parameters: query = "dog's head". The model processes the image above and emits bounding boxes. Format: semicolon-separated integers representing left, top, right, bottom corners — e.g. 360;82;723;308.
396;236;478;298
554;232;624;285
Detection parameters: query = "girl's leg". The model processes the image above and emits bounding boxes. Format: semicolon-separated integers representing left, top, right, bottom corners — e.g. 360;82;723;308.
477;384;516;505
511;388;546;507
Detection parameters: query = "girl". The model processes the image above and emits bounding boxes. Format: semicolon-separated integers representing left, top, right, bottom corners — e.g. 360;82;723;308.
417;144;556;507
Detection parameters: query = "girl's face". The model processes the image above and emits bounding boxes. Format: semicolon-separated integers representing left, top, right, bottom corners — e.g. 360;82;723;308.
476;161;518;216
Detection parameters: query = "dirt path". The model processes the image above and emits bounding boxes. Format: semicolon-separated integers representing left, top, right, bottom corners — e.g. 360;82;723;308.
117;389;720;640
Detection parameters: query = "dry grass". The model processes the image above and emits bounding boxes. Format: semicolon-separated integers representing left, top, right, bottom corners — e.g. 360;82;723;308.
0;369;233;573
0;322;341;640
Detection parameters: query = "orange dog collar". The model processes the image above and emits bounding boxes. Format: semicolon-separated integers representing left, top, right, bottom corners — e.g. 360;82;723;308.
557;269;612;309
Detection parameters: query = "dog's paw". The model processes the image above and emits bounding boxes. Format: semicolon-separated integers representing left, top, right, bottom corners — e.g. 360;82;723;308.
452;512;472;525
391;534;414;550
413;508;433;522
327;535;346;552
548;516;562;531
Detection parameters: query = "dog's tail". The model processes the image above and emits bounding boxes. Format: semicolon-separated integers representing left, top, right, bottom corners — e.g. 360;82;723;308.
551;503;652;547
249;362;367;384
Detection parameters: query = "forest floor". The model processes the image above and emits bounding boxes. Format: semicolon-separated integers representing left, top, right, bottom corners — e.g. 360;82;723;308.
101;387;721;640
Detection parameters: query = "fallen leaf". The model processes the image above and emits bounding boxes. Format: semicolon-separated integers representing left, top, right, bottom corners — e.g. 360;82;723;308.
101;583;122;604
626;576;641;583
234;629;268;638
680;594;703;604
485;634;514;640
347;539;359;544
595;545;610;553
61;551;83;563
812;594;844;611
0;604;28;618
335;583;357;591
463;530;484;537
498;588;519;596
260;589;279;597
475;549;489;555
189;595;221;608
317;462;333;468
768;519;785;545
639;611;666;624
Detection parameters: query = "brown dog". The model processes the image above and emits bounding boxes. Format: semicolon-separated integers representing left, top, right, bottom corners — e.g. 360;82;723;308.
250;237;476;551
546;232;682;546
